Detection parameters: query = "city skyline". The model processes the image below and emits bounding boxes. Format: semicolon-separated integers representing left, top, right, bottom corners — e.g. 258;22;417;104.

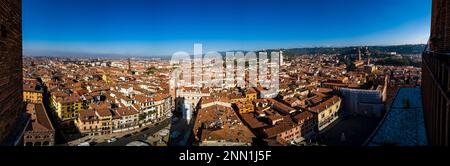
2;0;448;150
24;0;431;57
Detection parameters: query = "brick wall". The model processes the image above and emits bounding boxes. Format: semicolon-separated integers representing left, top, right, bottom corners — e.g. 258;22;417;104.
430;0;450;53
0;0;23;143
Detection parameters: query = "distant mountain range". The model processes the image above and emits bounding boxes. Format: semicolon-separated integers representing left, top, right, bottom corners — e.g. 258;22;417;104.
25;44;426;59
261;44;426;58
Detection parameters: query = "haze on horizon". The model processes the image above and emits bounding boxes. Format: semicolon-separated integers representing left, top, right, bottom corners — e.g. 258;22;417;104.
23;0;431;57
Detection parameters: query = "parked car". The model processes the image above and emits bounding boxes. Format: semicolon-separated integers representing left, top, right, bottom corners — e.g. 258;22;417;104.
77;142;90;146
107;138;117;143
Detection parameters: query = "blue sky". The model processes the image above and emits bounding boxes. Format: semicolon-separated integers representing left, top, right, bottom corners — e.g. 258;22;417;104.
23;0;432;57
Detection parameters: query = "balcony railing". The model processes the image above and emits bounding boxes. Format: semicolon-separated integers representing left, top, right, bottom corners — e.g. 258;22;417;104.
422;51;450;97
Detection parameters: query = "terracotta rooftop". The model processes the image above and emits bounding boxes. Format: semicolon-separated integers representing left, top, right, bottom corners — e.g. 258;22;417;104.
89;102;110;110
240;113;268;129
283;97;298;105
115;107;138;117
269;98;296;115
229;93;245;99
78;109;97;122
59;94;82;104
134;95;148;103
245;87;257;94
262;116;297;138
292;111;314;124
96;108;113;117
235;101;254;110
193;104;255;143
51;91;69;98
265;109;284;124
26;103;54;132
308;96;341;113
316;87;333;94
23;79;43;93
200;96;230;105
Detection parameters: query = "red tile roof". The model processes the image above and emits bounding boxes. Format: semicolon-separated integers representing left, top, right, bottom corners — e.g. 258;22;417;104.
308;96;341;113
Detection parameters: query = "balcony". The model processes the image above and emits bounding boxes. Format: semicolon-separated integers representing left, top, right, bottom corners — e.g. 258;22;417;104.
421;50;450;145
422;51;450;96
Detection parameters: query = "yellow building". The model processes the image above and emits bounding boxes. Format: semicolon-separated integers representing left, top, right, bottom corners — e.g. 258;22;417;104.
235;101;255;114
75;109;113;136
307;96;341;131
51;92;83;121
23;79;44;104
245;88;258;101
102;74;108;82
230;94;247;104
23;90;43;104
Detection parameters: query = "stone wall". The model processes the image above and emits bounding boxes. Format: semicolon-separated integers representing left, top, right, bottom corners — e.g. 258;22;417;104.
0;0;23;143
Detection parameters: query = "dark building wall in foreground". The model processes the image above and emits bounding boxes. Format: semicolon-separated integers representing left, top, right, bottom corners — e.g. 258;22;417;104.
0;0;24;143
430;0;450;53
422;0;450;146
422;52;449;146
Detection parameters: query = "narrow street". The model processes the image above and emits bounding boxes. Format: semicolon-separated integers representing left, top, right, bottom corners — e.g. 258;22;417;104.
93;118;170;146
316;116;382;146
